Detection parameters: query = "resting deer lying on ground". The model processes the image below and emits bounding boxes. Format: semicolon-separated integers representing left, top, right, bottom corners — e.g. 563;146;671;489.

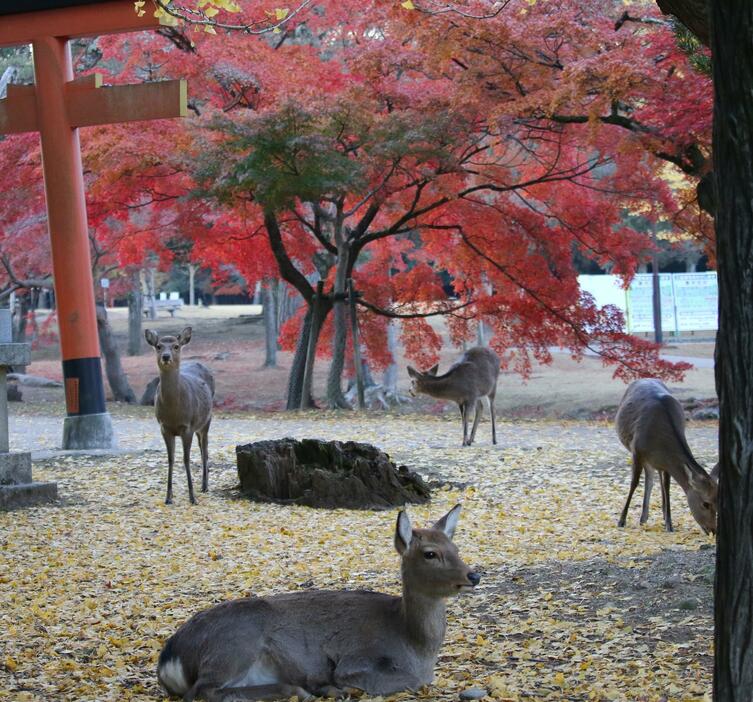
615;378;718;534
408;347;500;446
158;505;480;701
145;327;215;505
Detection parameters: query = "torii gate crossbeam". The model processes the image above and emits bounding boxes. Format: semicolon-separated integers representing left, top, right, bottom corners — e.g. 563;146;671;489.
0;1;186;449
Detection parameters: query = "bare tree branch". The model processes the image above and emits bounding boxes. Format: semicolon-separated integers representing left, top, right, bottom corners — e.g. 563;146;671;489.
153;0;314;35
358;296;476;319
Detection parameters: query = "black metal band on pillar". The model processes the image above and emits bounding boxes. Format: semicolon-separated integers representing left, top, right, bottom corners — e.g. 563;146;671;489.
61;357;106;416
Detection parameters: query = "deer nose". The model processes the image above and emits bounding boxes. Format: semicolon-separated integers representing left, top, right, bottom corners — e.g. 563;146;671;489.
467;572;481;587
161;354;171;363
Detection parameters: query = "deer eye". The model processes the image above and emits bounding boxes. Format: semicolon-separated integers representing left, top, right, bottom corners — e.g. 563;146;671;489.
156;344;162;350
703;502;711;510
423;551;437;560
173;344;179;350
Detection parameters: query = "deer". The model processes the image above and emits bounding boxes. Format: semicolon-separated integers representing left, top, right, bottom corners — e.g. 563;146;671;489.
145;327;215;505
615;378;718;535
407;347;500;446
157;505;480;701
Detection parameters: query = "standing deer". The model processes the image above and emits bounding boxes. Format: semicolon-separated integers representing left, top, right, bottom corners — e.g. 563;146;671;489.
145;327;214;505
408;347;500;446
615;378;718;534
158;505;480;701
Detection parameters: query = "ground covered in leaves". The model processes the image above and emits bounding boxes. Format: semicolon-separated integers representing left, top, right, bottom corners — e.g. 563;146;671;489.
1;412;717;701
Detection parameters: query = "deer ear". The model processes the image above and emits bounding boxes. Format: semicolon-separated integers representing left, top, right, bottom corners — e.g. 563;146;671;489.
395;510;413;555
178;326;192;346
433;504;461;540
710;462;720;482
145;329;158;347
427;363;439;376
407;366;418;379
685;466;710;493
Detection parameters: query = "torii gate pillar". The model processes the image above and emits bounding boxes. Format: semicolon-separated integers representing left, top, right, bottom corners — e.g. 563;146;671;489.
0;2;186;449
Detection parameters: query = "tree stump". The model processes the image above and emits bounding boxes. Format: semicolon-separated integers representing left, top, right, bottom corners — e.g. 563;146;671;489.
140;377;160;406
236;438;430;509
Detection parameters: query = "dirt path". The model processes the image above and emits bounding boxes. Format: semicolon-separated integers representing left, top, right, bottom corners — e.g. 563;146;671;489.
18;306;718;418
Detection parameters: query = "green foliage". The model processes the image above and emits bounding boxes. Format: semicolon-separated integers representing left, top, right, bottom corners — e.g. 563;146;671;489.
203;104;368;211
198;101;471;213
0;46;33;86
673;22;711;76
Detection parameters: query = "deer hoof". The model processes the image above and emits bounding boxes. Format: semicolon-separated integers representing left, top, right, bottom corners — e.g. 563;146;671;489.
617;519;626;528
165;497;173;505
190;497;198;505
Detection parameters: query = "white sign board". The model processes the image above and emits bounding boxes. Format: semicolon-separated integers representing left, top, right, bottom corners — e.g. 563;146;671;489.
578;272;718;333
100;278;110;289
626;274;676;333
673;272;718;331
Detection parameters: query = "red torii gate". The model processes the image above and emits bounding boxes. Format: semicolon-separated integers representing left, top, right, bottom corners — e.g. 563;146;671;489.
0;1;186;449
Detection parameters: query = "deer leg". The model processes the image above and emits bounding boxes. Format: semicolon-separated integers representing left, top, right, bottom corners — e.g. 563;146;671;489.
618;454;643;527
489;391;497;445
198;421;210;492
640;466;655;524
162;431;176;505
459;402;469;445
468;398;483;446
661;470;673;532
181;431;197;505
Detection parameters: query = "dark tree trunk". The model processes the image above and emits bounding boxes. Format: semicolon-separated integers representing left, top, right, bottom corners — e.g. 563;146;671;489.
127;270;143;356
326;255;350;409
286;298;331;410
262;278;278;368
656;0;709;46
711;3;753;700
286;306;314;410
326;299;349;408
382;320;399;401
27;289;39;345
96;304;136;403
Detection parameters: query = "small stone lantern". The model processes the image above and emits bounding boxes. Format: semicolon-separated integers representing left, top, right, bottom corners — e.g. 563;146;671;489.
0;309;57;509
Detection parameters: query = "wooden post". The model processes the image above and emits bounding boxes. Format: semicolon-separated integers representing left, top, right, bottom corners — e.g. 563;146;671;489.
188;263;196;306
0;1;185;449
300;281;324;410
348;278;366;410
651;255;663;344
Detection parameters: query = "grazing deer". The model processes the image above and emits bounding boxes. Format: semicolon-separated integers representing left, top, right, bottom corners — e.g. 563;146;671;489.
408;347;500;446
615;378;718;535
158;505;480;701
145;327;214;505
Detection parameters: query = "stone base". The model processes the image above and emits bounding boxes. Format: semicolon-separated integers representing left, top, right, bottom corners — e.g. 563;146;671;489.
0;451;58;510
63;412;116;450
0;451;32;485
0;481;58;510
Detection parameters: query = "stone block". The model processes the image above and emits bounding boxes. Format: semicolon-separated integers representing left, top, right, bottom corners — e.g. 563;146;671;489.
0;451;32;485
63;412;116;450
0;482;58;510
0;343;31;367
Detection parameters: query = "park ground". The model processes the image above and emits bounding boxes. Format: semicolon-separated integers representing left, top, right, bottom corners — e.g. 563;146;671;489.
18;304;717;419
0;306;718;701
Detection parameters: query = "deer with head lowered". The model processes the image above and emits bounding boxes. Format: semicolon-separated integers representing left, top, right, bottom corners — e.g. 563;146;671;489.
157;505;480;701
145;327;214;505
615;378;718;535
408;347;500;446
